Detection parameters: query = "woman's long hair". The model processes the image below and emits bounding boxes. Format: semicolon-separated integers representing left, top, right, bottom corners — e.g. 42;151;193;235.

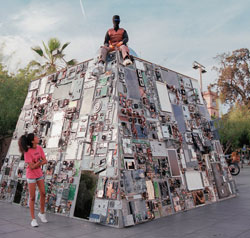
18;133;35;154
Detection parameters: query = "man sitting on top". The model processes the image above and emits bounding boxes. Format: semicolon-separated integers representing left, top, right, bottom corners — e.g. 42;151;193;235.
98;15;132;68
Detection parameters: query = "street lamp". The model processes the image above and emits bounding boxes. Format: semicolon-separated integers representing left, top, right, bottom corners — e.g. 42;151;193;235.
192;61;207;92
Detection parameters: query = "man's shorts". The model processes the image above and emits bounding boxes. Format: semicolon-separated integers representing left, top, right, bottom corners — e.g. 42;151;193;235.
27;176;44;184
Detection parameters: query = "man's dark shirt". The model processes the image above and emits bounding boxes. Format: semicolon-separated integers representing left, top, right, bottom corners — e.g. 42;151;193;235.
104;28;129;46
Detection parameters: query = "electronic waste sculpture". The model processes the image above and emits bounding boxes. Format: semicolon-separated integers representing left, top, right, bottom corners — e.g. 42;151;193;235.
0;51;236;228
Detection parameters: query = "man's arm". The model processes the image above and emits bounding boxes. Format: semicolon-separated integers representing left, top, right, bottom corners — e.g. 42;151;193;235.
122;30;129;45
104;31;110;46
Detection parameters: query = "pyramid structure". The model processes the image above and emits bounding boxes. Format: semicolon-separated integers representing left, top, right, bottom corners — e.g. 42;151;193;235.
0;51;236;228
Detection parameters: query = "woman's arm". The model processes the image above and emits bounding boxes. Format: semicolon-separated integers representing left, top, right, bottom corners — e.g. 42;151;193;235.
27;157;47;169
27;161;42;170
40;156;47;165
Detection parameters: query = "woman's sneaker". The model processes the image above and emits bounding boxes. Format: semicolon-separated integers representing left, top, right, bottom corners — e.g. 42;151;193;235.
31;219;39;227
38;212;48;223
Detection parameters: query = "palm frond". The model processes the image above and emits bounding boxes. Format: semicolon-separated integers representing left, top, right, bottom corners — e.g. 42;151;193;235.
67;59;77;66
48;38;61;52
28;60;42;67
31;46;44;57
42;41;51;60
61;42;70;52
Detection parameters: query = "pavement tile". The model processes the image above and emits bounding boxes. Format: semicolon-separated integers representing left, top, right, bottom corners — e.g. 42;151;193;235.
233;230;250;238
39;225;94;238
0;223;26;233
0;219;11;226
0;228;47;238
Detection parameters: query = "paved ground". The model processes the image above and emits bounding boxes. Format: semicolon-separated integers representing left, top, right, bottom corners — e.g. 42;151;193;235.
0;167;250;238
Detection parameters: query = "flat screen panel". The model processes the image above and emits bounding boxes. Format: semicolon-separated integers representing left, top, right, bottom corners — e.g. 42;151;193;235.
38;76;48;96
150;141;166;157
156;81;172;113
47;137;60;148
24;91;33;106
80;87;95;115
53;83;72;100
71;78;84;101
172;104;186;133
65;140;79;160
124;68;140;100
7;140;21;156
198;105;211;120
29;79;40;91
50;112;65;137
185;171;204;191
161;70;180;88
146;180;155;200
167;149;181;177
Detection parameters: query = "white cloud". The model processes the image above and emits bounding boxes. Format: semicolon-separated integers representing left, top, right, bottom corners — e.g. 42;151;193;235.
0;35;39;73
62;35;100;62
10;3;62;33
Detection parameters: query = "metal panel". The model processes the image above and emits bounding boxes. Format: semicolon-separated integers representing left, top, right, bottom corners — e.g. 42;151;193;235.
172;104;186;133
38;76;48;96
80;86;96;116
150;141;166;157
185;171;204;191
167;149;181;177
71;78;84;101
198;105;211;120
211;163;230;198
65;140;79;160
92;199;109;216
124;68;140;100
24;91;33;106
50;112;64;137
76;116;89;138
161;70;180;88
29;79;40;91
155;81;172;113
6;140;20;157
53;84;72;100
47;137;60;148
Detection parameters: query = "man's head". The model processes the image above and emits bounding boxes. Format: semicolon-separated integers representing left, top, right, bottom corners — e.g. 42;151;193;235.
112;15;120;29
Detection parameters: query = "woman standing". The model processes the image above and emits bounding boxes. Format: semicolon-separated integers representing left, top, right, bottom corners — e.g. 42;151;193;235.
18;133;48;227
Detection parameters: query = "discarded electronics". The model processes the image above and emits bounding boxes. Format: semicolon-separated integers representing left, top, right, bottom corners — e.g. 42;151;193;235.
0;52;236;228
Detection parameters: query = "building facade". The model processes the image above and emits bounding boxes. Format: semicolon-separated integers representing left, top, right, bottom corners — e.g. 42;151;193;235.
203;90;219;118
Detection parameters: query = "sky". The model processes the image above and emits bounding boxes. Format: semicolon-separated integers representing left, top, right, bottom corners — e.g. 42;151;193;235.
0;0;250;91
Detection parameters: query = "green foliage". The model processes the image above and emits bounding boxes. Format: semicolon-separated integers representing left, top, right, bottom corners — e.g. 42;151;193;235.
218;105;250;153
0;64;30;137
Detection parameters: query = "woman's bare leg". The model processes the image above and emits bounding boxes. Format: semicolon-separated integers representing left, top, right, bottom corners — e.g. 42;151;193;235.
28;183;36;219
37;179;46;213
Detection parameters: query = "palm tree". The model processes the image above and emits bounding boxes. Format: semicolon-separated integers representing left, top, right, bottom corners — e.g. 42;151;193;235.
31;37;77;75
